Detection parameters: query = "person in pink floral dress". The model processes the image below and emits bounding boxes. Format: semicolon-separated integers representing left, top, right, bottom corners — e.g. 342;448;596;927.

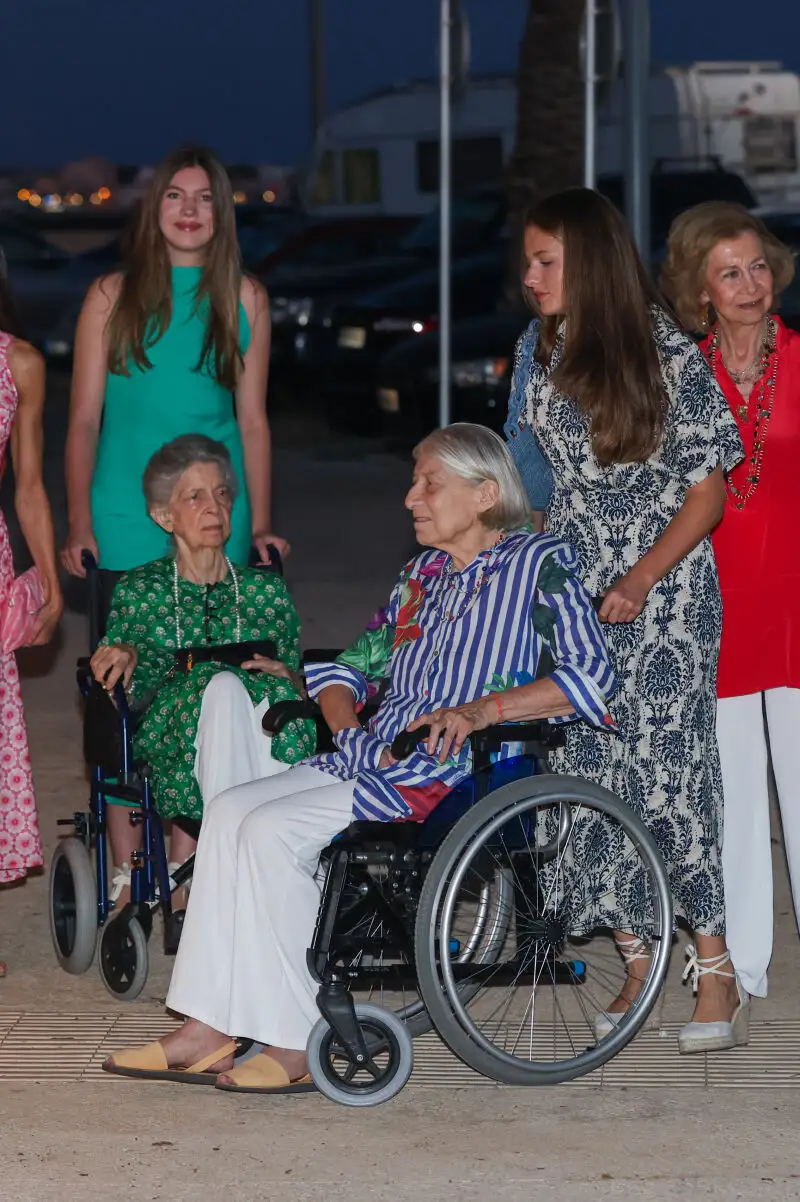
0;262;62;970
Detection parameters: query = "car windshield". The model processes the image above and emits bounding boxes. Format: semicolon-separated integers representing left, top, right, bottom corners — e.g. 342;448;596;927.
360;251;507;311
399;196;504;255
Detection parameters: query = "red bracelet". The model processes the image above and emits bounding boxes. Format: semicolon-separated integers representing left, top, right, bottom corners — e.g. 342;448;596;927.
492;693;504;722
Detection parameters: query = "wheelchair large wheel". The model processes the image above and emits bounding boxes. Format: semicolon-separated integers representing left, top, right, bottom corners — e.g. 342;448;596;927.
415;775;673;1086
99;916;149;1000
49;838;98;975
345;866;512;1039
307;1002;414;1107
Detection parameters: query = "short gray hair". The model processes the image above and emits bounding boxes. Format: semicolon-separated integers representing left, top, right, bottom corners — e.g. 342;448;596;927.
142;434;239;511
413;423;532;530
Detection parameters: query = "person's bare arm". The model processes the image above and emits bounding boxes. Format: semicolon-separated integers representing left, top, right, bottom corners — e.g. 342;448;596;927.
8;341;63;643
237;277;288;561
317;684;362;735
599;468;725;623
62;274;120;575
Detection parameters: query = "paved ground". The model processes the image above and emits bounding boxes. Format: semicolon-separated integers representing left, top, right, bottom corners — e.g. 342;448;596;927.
1;373;799;1200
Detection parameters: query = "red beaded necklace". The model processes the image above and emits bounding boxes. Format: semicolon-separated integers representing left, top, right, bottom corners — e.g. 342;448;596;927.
705;317;779;511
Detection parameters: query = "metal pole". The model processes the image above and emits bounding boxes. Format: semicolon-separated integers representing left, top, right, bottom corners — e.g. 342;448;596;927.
438;0;452;429
583;0;597;188
308;0;325;145
623;0;650;256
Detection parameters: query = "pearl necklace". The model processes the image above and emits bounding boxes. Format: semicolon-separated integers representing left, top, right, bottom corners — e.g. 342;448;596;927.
172;556;241;649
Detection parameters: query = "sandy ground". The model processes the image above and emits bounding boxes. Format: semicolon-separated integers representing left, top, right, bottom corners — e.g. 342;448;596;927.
1;386;799;1200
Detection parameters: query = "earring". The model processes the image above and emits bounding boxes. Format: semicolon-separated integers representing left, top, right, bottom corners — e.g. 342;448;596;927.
700;303;710;331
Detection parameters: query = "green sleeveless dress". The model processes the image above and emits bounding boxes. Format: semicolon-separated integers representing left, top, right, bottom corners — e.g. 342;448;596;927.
91;266;252;569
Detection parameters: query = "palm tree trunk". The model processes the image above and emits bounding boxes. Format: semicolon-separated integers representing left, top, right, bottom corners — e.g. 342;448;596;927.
506;0;585;297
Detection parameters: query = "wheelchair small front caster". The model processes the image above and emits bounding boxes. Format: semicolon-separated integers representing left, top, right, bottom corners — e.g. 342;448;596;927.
99;914;149;999
307;1002;413;1107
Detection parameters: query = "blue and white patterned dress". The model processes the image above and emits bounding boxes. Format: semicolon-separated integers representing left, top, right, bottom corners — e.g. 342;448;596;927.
524;308;743;936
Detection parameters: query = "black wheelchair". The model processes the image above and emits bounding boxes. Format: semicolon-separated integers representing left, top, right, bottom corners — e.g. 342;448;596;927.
48;550;282;1000
263;697;674;1106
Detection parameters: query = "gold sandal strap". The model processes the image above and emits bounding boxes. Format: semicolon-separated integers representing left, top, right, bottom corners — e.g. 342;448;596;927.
186;1039;238;1075
222;1052;292;1089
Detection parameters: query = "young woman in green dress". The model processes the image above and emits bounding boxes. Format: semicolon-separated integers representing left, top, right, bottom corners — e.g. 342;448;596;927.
63;145;287;576
89;435;313;898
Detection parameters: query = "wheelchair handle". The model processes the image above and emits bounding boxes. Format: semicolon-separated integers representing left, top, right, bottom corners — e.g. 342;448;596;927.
263;698;321;735
390;725;431;761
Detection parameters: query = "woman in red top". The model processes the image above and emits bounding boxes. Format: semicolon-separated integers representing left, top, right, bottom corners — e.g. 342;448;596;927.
663;203;800;999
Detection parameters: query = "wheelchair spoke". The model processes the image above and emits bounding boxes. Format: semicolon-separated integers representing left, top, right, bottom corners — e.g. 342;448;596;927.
418;783;672;1083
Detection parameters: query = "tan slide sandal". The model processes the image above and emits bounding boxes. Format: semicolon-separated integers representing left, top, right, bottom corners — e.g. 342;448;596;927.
102;1039;238;1085
215;1052;317;1095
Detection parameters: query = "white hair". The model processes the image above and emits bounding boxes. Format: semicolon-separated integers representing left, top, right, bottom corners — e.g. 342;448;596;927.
414;423;532;530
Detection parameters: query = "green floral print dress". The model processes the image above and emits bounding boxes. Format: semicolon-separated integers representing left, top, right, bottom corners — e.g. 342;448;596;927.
101;557;315;819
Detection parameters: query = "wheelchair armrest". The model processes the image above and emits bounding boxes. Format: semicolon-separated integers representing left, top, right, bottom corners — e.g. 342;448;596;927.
263;698;323;735
390;719;564;762
301;647;346;666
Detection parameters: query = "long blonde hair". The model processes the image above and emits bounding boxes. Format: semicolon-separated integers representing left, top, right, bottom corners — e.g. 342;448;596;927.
106;146;243;391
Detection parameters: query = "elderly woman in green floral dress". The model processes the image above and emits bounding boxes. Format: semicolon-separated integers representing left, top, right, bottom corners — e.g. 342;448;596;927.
90;433;314;902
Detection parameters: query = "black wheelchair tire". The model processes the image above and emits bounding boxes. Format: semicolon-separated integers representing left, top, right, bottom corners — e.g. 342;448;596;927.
307;1002;414;1107
414;774;673;1087
99;915;149;1000
49;838;98;975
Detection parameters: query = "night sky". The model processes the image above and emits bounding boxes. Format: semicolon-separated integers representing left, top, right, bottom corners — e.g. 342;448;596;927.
1;0;799;167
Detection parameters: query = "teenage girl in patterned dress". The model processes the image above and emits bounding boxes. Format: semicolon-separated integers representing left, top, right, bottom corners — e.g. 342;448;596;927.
0;259;62;971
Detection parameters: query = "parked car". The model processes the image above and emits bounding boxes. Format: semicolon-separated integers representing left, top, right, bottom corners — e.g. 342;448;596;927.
306;246;513;431
0;223;75;346
267;191;510;376
375;310;527;446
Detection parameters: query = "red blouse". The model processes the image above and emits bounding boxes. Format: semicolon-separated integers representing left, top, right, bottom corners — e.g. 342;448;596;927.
702;318;800;698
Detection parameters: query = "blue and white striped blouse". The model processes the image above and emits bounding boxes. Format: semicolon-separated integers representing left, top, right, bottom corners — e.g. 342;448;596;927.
305;530;616;822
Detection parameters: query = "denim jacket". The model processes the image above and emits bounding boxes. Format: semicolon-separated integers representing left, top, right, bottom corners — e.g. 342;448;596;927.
504;319;554;511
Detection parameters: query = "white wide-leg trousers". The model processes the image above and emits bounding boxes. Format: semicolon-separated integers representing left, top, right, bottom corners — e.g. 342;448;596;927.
166;765;355;1050
718;687;800;997
193;671;289;804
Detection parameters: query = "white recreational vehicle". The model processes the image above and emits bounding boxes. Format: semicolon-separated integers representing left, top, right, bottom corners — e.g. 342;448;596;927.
306;61;800;216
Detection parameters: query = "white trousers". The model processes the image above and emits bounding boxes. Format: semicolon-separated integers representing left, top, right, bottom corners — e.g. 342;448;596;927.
718;688;800;997
166;765;355;1050
193;671;288;805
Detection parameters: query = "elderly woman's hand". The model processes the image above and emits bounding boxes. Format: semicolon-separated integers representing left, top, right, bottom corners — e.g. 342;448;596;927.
407;696;496;764
240;654;305;694
90;643;138;692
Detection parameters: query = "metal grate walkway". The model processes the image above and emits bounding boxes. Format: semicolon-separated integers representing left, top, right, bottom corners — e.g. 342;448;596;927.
0;1012;798;1087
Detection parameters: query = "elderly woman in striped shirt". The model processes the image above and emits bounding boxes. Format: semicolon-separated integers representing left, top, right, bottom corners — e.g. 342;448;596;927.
102;423;615;1094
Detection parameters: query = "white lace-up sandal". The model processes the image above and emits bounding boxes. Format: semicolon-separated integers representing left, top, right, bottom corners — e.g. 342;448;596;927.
677;944;750;1055
109;862;132;907
109;861;188;908
593;936;651;1042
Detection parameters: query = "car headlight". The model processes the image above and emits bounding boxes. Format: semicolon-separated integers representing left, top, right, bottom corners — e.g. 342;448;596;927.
427;357;510;388
271;296;313;327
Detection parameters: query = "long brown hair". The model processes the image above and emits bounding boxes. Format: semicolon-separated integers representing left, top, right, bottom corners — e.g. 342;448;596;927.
106;146;243;391
524;189;667;465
